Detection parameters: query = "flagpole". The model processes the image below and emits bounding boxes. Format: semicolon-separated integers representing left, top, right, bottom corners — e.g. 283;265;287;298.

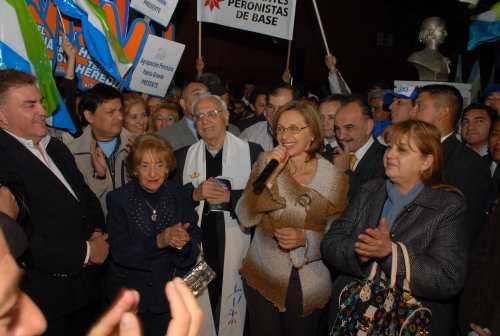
56;7;67;34
311;0;331;55
198;21;202;59
286;39;292;70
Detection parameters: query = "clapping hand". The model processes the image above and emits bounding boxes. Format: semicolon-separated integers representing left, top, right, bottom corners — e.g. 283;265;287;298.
157;223;191;249
87;278;203;336
193;178;229;205
91;141;107;179
355;218;392;260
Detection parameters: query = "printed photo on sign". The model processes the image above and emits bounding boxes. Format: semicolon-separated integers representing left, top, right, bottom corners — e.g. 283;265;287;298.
197;0;296;40
129;34;185;97
131;0;178;27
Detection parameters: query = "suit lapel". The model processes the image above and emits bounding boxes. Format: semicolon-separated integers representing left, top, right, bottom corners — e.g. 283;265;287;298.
46;140;83;201
442;135;458;164
366;181;387;229
0;130;79;201
354;140;379;177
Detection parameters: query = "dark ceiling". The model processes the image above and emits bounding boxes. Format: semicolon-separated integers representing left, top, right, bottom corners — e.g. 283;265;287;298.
168;0;494;94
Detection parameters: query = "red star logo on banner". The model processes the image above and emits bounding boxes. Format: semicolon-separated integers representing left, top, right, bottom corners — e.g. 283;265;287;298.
204;0;223;11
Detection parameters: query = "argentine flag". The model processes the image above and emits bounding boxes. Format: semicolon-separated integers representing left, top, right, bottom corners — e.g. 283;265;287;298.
468;2;500;50
0;0;76;134
54;0;132;84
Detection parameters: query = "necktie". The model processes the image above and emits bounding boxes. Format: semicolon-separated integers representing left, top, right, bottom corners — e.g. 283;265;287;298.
349;153;358;170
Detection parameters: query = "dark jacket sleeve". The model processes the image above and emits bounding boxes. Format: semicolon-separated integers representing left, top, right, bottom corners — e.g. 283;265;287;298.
171;182;200;269
320;187;369;278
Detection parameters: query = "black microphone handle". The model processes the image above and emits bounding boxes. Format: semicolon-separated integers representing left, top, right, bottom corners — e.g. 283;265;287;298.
252;159;280;194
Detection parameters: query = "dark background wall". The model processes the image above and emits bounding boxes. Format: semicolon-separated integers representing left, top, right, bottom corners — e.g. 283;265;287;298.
168;0;496;94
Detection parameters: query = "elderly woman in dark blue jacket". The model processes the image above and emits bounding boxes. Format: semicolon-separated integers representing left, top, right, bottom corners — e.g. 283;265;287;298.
321;120;467;335
106;134;201;336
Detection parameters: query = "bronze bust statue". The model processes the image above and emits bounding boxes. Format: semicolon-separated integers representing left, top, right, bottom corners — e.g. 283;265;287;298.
408;17;451;81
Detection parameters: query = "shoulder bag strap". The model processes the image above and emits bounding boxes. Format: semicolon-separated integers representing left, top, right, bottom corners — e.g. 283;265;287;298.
389;242;398;288
397;242;411;292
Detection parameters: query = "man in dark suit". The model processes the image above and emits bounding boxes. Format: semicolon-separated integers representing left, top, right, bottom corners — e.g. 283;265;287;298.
489;119;500;181
319;94;347;162
0;69;108;335
414;84;492;245
334;95;386;201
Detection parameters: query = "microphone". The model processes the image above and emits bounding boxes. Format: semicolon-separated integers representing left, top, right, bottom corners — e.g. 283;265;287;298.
252;159;279;194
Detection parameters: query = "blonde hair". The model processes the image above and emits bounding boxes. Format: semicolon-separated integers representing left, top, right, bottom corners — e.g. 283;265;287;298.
123;92;147;118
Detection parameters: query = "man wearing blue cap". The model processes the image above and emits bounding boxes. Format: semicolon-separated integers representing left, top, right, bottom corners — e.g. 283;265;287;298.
383;85;418;124
485;84;500;115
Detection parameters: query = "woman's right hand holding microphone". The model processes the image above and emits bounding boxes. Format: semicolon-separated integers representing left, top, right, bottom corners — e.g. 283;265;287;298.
264;145;290;189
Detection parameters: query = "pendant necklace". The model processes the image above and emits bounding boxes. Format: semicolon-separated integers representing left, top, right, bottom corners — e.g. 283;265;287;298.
144;199;158;222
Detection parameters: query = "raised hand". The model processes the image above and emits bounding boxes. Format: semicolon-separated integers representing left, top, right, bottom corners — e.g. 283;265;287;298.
196;57;205;76
166;278;204;336
264;145;290;188
281;68;291;83
325;54;338;73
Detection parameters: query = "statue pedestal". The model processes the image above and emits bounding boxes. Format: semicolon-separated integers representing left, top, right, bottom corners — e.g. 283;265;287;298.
394;80;472;107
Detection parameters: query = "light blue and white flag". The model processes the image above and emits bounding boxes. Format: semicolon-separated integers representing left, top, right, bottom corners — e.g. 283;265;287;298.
54;0;132;84
468;2;500;50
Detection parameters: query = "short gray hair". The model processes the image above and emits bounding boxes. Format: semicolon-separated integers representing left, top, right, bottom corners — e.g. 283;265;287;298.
191;93;228;116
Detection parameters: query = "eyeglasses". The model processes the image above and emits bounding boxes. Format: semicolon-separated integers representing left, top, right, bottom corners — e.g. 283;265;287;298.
275;125;309;135
193;109;222;122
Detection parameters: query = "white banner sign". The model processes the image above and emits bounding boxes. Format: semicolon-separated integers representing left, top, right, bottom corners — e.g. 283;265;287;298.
197;0;296;40
130;0;178;27
129;34;185;97
394;80;473;107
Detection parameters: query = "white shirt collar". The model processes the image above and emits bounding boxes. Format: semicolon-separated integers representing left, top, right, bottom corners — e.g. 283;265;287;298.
441;132;454;143
3;129;51;149
324;138;338;147
491;161;497;178
354;136;374;162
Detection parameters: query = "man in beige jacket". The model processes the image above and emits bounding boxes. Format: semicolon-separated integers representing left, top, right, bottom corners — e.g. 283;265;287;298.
67;84;134;214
